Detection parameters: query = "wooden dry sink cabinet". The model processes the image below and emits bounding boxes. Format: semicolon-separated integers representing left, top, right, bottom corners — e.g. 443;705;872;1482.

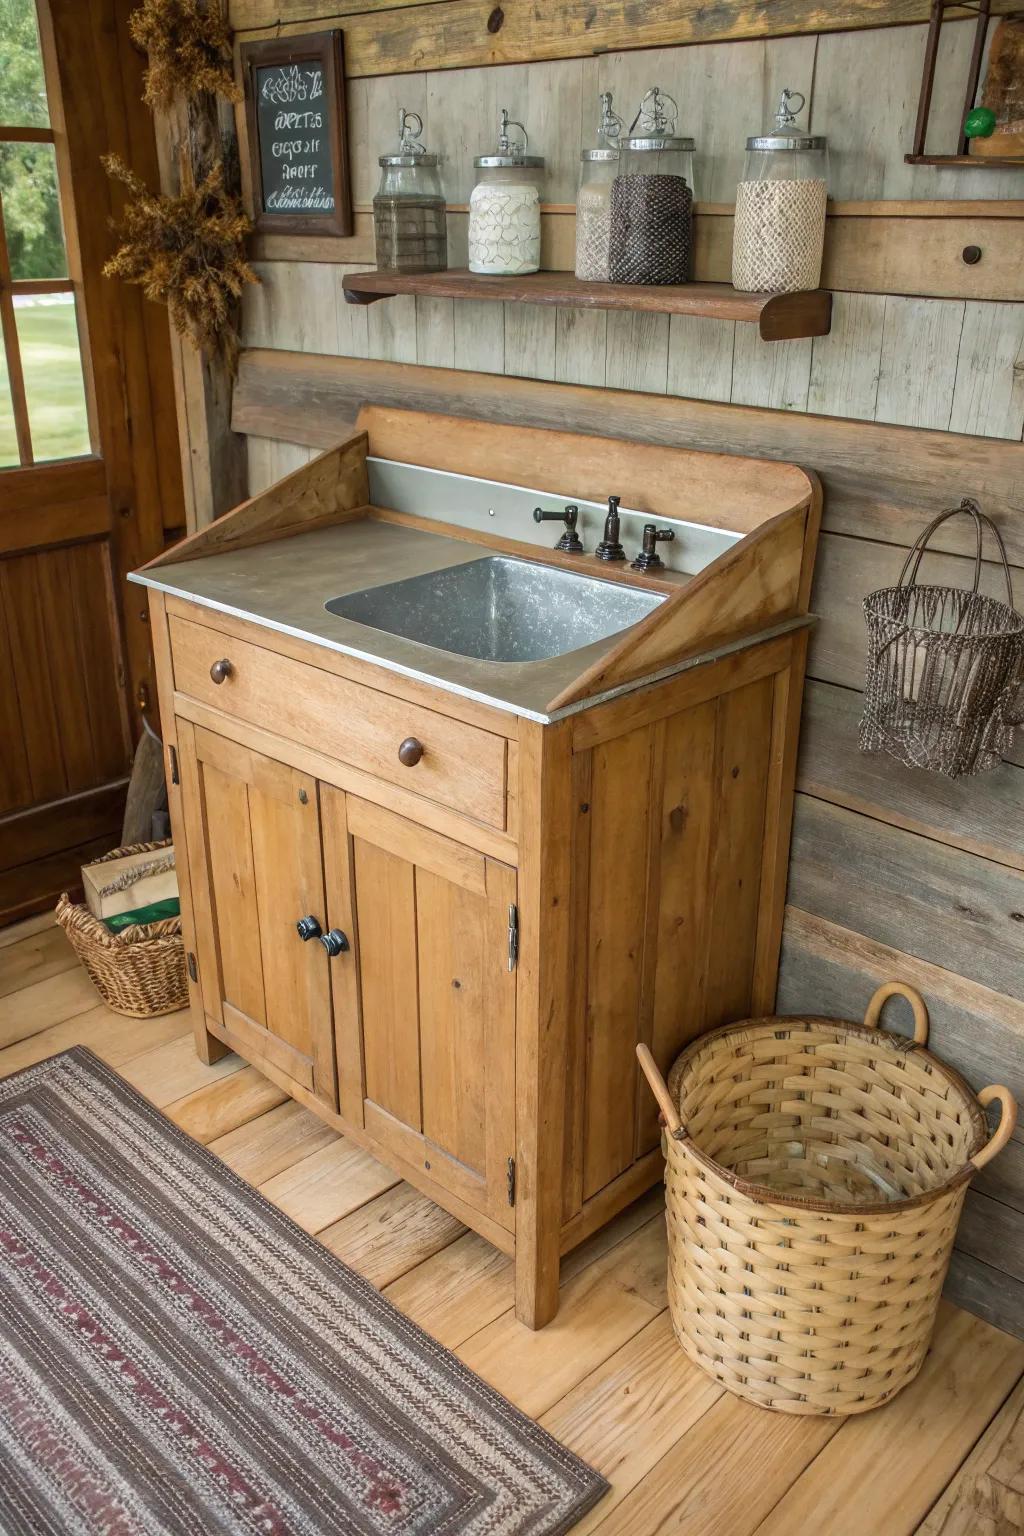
139;408;820;1328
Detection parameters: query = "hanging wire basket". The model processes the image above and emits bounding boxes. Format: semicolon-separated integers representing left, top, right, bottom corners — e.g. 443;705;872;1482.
860;499;1024;778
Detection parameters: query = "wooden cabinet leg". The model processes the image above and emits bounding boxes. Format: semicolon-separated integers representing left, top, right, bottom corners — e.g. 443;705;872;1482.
515;1228;562;1329
194;1016;231;1065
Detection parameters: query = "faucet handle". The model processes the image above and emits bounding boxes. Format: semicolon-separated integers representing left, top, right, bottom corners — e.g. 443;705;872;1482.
631;524;675;572
533;504;584;554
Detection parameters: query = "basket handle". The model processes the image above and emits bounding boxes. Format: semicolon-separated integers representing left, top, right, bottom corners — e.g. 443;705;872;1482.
863;981;929;1046
972;1086;1018;1171
897;498;1014;608
636;1044;684;1137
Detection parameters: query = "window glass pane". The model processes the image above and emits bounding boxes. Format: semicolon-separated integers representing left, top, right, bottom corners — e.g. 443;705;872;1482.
17;293;90;461
0;142;67;279
0;0;49;128
0;337;18;466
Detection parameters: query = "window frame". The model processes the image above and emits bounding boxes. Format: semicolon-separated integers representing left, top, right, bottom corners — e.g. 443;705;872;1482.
0;0;96;468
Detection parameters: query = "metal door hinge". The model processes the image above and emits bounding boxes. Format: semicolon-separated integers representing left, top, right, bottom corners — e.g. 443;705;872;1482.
186;952;198;984
169;744;179;785
507;904;519;971
506;1157;516;1207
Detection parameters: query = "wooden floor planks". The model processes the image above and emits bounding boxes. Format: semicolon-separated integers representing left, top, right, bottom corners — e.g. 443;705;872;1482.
3;912;1024;1536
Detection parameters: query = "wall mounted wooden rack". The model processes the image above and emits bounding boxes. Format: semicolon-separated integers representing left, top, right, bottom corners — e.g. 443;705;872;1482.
341;269;833;341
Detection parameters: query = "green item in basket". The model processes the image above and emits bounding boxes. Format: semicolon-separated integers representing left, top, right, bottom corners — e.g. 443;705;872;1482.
102;898;181;934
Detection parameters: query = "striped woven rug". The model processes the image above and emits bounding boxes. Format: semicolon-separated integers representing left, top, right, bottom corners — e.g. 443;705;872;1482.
0;1048;607;1536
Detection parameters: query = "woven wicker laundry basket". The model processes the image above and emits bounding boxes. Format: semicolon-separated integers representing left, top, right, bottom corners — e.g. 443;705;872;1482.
56;841;187;1019
637;983;1016;1417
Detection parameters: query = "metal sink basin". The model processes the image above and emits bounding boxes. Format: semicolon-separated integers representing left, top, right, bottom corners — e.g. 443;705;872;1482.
325;555;664;664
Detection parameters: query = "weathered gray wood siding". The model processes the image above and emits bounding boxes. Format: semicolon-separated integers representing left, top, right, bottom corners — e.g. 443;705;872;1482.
233;19;1024;1333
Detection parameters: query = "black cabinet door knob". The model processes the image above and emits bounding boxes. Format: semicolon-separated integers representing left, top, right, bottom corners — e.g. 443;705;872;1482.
210;658;233;684
296;915;322;941
320;928;350;957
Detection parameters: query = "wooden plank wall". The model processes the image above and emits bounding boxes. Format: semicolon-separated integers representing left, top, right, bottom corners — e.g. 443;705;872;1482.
224;14;1024;1332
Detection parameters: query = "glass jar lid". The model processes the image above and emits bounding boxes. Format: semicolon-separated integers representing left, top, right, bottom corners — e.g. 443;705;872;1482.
379;108;439;167
746;89;826;152
474;108;544;168
620;87;695;155
619;135;696;153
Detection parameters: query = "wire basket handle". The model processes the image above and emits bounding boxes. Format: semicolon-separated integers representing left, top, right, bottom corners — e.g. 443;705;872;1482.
636;1044;685;1139
897;498;1014;607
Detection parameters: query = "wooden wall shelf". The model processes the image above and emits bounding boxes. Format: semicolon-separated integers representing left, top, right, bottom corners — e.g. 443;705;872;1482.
341;269;832;341
905;154;1024;167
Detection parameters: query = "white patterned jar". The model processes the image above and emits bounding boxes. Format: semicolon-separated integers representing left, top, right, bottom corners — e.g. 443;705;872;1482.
469;110;545;276
732;89;828;295
575;150;618;281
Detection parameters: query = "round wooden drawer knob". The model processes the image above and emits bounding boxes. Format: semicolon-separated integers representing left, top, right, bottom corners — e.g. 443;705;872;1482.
398;737;424;767
209;658;233;684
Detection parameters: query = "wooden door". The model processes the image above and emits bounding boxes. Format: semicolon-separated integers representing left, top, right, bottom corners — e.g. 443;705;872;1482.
176;721;337;1108
0;0;183;923
322;789;517;1230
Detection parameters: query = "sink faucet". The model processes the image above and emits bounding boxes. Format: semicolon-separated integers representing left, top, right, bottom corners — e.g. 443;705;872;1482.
594;496;626;562
631;524;675;572
533;504;584;554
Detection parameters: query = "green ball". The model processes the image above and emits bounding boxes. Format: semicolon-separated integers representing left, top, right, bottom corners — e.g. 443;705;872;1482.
964;106;997;138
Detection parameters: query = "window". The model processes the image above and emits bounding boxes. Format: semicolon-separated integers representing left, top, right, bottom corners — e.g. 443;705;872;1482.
0;0;91;467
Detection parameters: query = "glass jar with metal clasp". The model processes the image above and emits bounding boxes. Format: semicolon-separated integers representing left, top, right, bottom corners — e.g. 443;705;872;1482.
469;109;545;276
609;87;696;285
372;108;447;273
732;89;829;294
575;91;623;283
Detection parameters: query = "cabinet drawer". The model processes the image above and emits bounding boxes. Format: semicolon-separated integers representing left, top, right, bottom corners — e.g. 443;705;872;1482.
169;615;508;828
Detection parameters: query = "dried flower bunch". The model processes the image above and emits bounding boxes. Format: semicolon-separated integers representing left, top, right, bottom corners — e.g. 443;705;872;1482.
129;0;240;108
103;155;257;368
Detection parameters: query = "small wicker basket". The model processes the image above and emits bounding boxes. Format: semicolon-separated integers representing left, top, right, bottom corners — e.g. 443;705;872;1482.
860;499;1024;778
638;983;1016;1417
56;841;187;1019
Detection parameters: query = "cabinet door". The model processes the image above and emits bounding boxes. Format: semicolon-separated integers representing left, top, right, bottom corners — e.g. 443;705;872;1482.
322;790;516;1230
177;721;337;1108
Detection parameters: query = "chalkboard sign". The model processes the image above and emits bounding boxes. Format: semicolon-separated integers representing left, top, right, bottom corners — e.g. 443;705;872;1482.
241;32;352;237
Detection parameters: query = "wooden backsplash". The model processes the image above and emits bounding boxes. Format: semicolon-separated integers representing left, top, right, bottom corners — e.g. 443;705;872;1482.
219;13;1024;1335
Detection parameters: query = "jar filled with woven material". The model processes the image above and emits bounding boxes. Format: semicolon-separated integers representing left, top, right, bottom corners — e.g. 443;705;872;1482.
733;88;828;294
469;109;544;276
609;88;695;286
373;108;447;273
575;92;622;282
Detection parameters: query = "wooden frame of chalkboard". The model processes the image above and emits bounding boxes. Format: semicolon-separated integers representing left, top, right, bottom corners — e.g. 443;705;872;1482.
240;31;352;237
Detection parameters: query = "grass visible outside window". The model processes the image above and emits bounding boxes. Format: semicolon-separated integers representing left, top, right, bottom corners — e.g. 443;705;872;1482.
0;295;90;466
1;0;94;467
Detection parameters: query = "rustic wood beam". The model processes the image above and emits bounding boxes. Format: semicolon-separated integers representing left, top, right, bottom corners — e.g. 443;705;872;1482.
231;349;1024;567
153;27;249;531
229;0;1019;77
